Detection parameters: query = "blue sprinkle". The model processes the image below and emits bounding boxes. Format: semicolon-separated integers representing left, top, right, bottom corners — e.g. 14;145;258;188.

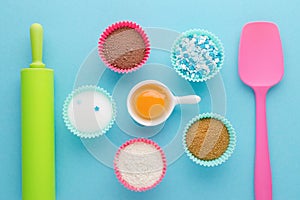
94;106;100;112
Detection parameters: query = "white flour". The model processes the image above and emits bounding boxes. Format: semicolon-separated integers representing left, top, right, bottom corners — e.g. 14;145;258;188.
115;142;165;189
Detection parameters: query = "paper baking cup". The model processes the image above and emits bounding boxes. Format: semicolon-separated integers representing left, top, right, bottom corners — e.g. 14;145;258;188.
98;21;150;74
114;138;167;192
183;113;236;167
171;29;224;82
63;85;116;138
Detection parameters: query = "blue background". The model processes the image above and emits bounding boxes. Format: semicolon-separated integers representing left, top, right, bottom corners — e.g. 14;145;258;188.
1;0;299;199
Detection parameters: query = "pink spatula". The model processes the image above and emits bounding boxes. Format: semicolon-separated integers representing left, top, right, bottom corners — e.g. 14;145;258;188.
238;22;284;200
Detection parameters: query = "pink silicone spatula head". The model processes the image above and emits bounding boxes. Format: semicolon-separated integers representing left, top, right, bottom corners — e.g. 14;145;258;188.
239;22;284;87
238;22;284;200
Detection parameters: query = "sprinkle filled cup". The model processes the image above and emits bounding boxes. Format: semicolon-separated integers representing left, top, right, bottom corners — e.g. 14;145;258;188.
171;29;224;82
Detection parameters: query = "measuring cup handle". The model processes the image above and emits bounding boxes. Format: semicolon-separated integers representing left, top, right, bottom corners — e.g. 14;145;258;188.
175;95;201;105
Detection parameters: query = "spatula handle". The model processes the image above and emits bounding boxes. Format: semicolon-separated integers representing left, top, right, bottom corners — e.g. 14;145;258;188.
254;87;272;200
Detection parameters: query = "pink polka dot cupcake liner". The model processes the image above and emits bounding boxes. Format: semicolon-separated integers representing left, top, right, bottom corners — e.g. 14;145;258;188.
98;21;150;74
114;138;167;192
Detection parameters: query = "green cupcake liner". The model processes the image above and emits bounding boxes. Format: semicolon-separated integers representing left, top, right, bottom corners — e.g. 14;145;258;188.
171;29;225;82
183;113;236;167
62;85;117;138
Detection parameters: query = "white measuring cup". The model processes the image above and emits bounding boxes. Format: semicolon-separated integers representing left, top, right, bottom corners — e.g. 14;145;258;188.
127;80;201;126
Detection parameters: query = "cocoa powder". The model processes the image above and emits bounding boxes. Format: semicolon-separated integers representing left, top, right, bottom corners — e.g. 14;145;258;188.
102;27;146;69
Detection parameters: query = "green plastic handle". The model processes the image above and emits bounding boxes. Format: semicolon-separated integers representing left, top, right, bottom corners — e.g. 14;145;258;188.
30;23;45;68
21;23;55;200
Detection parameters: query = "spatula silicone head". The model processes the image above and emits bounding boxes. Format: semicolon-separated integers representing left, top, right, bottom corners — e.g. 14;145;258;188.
238;22;284;200
239;22;284;88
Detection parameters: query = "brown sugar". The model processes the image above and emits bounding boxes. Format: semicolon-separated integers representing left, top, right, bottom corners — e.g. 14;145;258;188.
102;27;146;69
185;118;229;160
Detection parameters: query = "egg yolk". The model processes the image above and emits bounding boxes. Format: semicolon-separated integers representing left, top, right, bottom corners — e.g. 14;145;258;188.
135;90;165;119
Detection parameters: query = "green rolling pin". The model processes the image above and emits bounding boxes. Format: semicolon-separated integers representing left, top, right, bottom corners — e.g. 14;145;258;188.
21;23;55;200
